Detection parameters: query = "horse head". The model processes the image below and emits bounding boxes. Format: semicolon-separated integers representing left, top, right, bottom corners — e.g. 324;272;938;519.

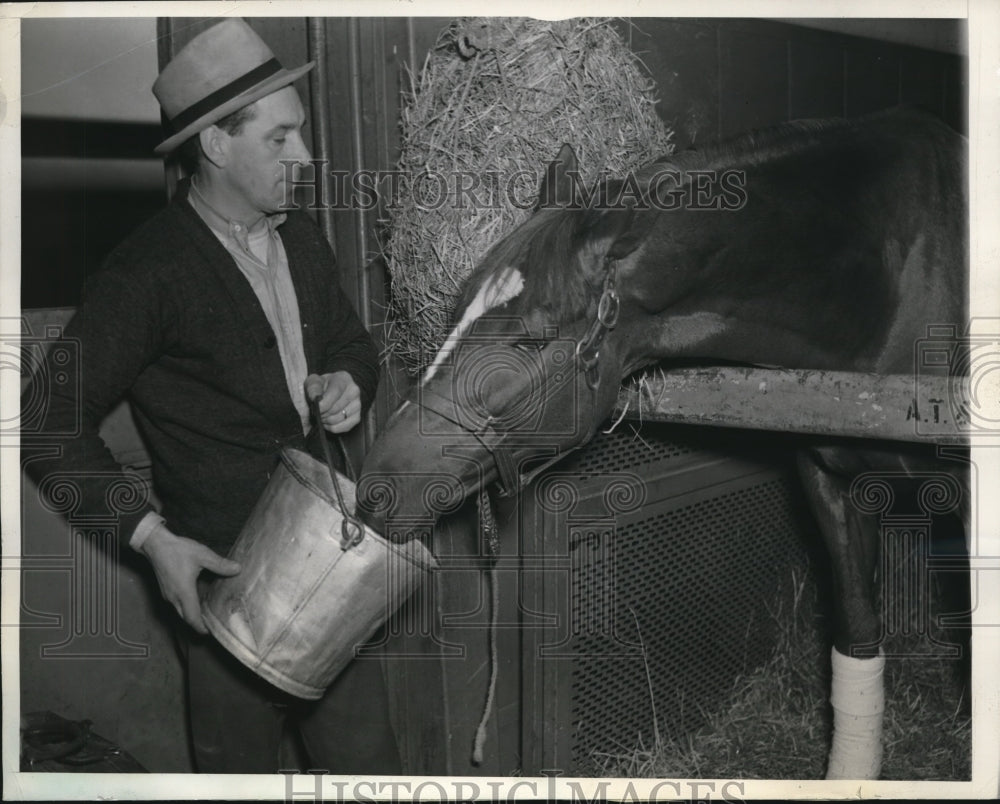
358;145;656;536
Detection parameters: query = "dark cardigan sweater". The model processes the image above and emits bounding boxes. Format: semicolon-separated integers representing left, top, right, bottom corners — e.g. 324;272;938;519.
25;184;379;554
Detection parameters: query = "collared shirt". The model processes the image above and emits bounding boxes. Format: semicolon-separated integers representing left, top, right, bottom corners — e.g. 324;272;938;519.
187;179;312;435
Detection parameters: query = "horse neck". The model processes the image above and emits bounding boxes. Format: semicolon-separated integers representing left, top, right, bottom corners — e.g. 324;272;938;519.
599;114;967;382
632;296;849;375
617;154;956;376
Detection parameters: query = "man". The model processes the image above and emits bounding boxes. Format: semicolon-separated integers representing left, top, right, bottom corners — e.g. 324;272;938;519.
24;19;400;774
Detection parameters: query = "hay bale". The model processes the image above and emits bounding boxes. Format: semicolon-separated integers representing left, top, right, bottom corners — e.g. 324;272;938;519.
384;17;675;375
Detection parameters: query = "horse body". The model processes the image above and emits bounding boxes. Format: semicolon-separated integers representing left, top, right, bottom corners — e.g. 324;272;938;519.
359;107;968;778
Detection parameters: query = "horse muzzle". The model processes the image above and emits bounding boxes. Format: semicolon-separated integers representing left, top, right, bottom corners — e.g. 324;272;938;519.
356;399;493;536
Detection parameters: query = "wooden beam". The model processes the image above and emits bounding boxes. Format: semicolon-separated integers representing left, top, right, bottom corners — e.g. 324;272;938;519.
615;367;969;444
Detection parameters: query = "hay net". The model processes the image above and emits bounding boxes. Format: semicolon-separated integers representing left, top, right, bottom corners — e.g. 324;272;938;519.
383;17;675;376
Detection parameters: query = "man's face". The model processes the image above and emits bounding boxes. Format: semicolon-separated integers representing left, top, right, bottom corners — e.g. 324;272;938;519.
219;85;310;219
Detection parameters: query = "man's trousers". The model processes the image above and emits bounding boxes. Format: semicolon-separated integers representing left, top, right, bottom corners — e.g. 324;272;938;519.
178;630;402;774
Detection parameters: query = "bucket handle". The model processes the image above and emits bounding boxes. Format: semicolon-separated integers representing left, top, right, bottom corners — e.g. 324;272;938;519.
308;396;365;550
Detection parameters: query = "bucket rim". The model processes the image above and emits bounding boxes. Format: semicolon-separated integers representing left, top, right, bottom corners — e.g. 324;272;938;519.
279;448;439;570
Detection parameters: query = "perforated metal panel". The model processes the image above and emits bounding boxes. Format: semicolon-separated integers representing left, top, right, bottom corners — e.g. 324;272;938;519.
569;479;801;769
519;422;811;774
568;429;696;473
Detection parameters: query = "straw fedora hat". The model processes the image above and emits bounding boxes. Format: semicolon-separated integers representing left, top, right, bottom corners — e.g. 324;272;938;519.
153;19;314;155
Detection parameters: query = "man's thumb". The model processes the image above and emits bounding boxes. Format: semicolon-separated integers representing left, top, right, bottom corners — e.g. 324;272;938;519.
202;549;241;577
304;374;325;402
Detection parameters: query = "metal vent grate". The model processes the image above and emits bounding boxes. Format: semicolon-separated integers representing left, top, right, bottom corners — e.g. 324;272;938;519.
567;477;807;772
564;423;696;474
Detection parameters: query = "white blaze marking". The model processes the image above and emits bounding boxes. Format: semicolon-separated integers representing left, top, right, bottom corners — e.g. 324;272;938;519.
421;267;525;386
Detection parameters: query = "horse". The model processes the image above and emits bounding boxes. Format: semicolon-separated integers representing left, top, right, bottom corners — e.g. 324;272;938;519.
357;106;969;779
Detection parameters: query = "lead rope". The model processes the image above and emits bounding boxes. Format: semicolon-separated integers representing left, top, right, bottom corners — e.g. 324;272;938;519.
472;485;501;765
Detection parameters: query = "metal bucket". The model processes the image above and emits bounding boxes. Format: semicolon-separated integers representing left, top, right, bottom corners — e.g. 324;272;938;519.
201;448;435;700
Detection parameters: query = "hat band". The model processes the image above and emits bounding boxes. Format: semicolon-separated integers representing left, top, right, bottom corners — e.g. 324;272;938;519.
169;58;283;134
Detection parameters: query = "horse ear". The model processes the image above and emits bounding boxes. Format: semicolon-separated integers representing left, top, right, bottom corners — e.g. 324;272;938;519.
536;144;579;210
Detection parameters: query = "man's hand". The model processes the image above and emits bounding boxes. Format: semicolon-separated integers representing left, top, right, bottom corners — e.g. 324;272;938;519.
304;371;362;433
139;524;241;634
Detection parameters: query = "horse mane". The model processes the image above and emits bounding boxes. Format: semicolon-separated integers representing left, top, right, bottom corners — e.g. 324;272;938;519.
662;107;940;173
678;118;842;168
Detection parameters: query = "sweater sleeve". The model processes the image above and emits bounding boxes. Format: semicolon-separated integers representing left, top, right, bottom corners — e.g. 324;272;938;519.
22;252;167;543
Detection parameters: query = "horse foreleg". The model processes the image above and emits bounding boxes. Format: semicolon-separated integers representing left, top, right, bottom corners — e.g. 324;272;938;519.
797;448;885;780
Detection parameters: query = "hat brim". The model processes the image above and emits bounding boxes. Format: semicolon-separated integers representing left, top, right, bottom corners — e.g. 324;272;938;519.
155;62;315;156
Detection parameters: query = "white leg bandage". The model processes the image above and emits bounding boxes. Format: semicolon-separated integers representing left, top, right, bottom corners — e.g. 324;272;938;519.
825;647;886;780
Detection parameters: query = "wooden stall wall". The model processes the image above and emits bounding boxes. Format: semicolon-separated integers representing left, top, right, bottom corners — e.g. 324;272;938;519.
625;18;964;151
